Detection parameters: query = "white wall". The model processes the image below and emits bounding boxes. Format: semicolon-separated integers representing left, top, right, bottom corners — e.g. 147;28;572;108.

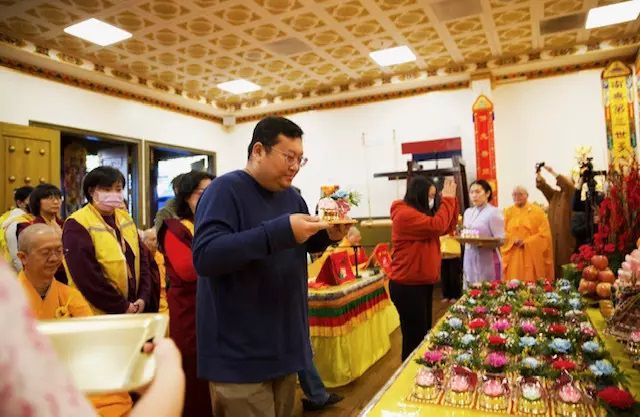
493;69;609;205
1;65;626;219
227;89;477;218
0;66;241;174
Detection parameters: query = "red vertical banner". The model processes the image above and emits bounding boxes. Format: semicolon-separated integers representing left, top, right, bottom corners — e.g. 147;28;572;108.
473;94;498;206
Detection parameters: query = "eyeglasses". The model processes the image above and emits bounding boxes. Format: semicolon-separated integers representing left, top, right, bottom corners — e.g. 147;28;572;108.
270;147;308;168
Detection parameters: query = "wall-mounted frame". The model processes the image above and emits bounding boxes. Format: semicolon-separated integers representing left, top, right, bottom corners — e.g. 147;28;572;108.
143;141;216;229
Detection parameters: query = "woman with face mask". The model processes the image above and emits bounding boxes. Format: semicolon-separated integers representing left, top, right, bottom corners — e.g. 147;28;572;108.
61;166;153;415
157;170;214;417
62;166;152;315
389;176;458;361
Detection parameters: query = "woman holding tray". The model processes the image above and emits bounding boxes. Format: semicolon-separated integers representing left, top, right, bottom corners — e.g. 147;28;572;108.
462;180;505;286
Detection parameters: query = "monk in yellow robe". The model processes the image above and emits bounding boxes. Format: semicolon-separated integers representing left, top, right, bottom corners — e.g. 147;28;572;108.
16;224;133;417
502;186;555;282
142;228;168;314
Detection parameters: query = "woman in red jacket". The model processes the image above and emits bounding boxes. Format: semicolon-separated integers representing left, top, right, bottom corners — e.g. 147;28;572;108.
389;176;458;360
158;170;214;417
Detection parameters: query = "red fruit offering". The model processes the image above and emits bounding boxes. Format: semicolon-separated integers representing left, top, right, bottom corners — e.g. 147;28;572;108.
596;282;612;299
597;269;615;283
578;279;597;295
582;265;599;281
590;255;608;271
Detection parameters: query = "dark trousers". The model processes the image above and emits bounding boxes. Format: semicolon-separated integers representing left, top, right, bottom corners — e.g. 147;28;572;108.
389;280;434;361
441;257;463;300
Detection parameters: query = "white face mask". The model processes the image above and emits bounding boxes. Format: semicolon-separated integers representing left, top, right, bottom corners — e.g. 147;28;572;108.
428;199;435;209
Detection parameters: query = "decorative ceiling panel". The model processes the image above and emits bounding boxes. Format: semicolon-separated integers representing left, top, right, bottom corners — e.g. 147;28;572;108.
0;0;638;117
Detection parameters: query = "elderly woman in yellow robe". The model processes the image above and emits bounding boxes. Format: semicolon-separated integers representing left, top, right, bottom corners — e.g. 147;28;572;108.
16;223;133;417
502;186;555;282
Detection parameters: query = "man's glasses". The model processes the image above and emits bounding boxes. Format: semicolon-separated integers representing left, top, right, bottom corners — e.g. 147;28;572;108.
270;147;308;168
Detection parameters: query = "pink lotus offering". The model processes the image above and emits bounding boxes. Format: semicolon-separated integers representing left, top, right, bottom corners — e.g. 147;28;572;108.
416;367;438;387
521;321;537;335
450;374;470;392
630;331;640;343
492;319;511;332
558;384;581;404
474;306;488;315
483;379;505;397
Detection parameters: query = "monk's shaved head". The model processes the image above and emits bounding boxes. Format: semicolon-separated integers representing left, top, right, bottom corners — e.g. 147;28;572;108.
513;185;529;195
18;223;60;253
512;185;529;207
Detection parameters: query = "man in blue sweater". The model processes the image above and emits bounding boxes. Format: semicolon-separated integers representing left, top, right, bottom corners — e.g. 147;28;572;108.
193;116;348;417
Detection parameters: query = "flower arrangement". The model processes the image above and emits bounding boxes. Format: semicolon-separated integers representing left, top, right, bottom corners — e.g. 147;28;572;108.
541;307;560;321
459;333;477;349
433;330;452;347
519;356;543;378
318;186;361;220
520;321;538;336
491;319;511;332
548;338;572;354
497;304;512;315
484;351;509;373
588;359;617;384
417;350;446;368
473;306;488;316
487;334;508;351
582;340;604;361
548;323;568;337
507;279;522;290
444;317;464;332
598;386;640;417
551;358;577;372
468;318;487;332
414;278;633;410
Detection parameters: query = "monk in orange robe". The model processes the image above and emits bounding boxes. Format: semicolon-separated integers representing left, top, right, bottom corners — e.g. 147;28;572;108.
16;223;133;417
502;186;555;282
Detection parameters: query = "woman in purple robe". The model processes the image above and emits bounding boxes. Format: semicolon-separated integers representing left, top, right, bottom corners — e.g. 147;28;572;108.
462;180;505;286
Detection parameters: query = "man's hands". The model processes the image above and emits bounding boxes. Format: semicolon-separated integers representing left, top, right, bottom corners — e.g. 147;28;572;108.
290;214;329;244
289;214;351;243
327;224;350;242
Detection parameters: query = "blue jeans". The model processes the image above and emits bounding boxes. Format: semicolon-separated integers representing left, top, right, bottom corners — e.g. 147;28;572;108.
298;363;330;405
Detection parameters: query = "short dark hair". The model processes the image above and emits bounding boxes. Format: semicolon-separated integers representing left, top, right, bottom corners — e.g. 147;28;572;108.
82;166;126;203
470;179;493;202
29;184;62;216
170;173;187;194
14;186;34;204
247;116;303;160
404;176;436;214
175;171;215;219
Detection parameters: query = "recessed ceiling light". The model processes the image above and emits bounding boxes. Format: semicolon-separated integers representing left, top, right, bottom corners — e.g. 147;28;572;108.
585;0;640;29
217;79;261;95
64;18;132;46
369;45;416;67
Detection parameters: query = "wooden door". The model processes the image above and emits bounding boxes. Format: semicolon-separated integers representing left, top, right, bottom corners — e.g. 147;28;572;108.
0;122;60;211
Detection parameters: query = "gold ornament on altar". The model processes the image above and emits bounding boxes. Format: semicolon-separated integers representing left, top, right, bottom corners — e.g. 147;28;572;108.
571;145;604;194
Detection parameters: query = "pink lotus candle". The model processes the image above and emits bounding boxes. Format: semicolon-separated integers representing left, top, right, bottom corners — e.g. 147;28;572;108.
558;384;581;404
450;375;471;392
483;379;505;397
416;368;437;387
